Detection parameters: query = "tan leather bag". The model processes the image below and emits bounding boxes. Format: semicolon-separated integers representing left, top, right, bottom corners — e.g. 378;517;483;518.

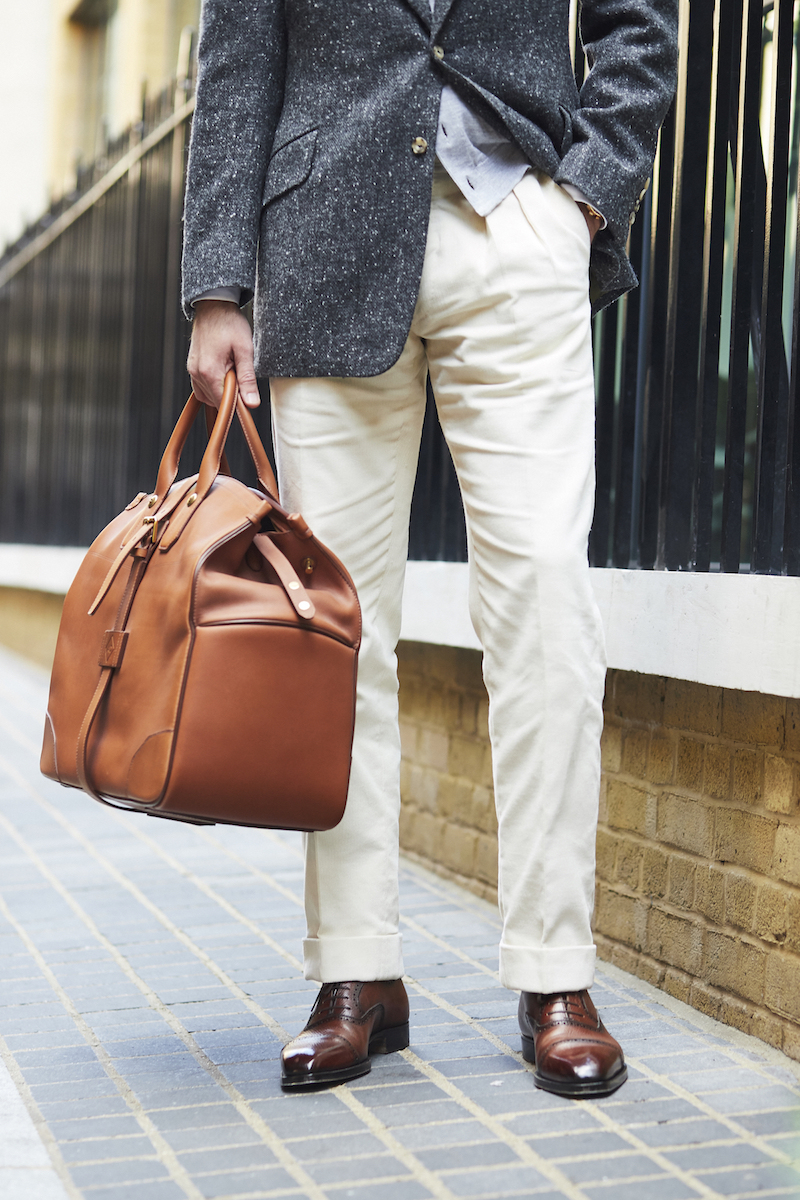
40;371;361;829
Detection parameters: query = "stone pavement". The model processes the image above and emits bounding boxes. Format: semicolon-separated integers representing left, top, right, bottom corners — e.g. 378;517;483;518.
0;645;799;1200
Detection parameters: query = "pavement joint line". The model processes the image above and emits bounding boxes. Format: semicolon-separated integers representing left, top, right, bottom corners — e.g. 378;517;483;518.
104;831;792;1194
195;828;501;985
326;1085;458;1199
111;814;306;975
586;966;800;1094
3;722;798;1195
397;1048;596;1200
0;1030;81;1200
0;805;331;1200
6;766;596;1199
4;762;786;1197
0;772;469;1200
0;892;206;1200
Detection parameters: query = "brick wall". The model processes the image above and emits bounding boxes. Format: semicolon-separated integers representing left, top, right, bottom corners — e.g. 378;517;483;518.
398;641;800;1062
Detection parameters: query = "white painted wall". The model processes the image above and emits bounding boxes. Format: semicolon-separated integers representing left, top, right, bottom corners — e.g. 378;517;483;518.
4;545;800;698
0;0;53;249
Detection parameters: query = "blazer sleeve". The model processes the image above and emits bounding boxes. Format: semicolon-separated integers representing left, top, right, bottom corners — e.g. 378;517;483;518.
554;0;679;242
181;0;287;316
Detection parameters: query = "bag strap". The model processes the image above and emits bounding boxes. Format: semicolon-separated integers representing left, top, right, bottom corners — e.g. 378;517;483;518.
77;543;153;802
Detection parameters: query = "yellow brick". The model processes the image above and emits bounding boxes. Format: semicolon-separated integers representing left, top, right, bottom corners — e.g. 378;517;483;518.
475;832;498;887
784;699;800;751
765;952;800;1021
447;734;484;781
706;931;766;1004
657;793;714;856
773;823;800;885
437;775;473;821
458;693;478;737
594;884;644;949
690;981;723;1021
663;968;692;1004
724;871;757;932
647;735;675;785
754;882;787;945
598;777;609;825
704;744;732;800
664;679;721;735
399;720;418;762
636;956;666;987
714;808;776;874
601;723;623;774
405;764;440;813
479;743;495;789
469;785;496;834
642;847;668;898
609;671;666;724
475;697;489;740
454;647;484;690
616;840;642;889
786;893;800;954
647;907;703;974
404;810;446;860
722;689;784;747
441;823;478;878
732;748;761;805
606;780;654;836
622;729;648;778
717;995;755;1037
667;855;696;910
695;864;726;924
781;1023;800;1062
596;828;618;882
608;943;641;976
763;755;798;815
418;728;449;772
676;737;704;791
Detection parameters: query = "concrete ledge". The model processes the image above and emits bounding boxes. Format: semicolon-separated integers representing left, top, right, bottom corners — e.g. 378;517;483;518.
5;545;800;698
401;560;800;700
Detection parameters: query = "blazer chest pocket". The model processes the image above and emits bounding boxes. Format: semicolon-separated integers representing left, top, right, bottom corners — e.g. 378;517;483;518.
262;129;317;207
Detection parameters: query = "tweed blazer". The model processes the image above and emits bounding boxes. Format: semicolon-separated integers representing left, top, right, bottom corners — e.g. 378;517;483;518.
182;0;678;378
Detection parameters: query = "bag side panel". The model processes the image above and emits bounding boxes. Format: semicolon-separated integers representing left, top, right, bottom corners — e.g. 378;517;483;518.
162;624;357;829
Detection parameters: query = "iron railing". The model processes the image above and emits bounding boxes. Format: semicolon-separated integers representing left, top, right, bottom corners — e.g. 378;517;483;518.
1;0;798;572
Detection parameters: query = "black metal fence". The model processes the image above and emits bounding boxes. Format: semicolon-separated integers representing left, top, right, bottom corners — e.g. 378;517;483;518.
1;0;799;572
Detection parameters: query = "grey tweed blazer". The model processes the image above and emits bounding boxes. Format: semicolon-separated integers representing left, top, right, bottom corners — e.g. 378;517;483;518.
182;0;678;378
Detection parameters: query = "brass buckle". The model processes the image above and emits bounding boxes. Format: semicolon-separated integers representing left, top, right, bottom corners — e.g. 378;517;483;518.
142;515;160;545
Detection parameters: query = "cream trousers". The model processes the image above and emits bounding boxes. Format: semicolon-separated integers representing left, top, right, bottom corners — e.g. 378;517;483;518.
270;166;606;993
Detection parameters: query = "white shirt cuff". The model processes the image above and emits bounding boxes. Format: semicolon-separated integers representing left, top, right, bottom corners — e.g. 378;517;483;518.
191;286;242;306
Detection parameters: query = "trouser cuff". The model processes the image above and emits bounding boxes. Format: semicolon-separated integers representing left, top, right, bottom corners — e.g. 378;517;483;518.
499;943;596;993
303;935;404;983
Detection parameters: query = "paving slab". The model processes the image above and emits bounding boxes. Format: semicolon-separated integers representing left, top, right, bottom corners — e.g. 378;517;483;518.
1;644;799;1200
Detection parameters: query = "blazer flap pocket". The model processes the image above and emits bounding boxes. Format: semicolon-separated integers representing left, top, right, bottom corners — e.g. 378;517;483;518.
263;129;317;207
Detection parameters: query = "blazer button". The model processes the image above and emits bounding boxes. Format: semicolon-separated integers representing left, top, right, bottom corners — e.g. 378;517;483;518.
433;45;445;59
412;136;428;155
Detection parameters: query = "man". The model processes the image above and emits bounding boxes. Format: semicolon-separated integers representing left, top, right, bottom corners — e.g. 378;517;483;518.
182;0;678;1097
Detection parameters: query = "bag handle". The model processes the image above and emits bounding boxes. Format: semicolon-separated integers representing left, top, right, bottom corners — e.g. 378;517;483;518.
151;371;280;512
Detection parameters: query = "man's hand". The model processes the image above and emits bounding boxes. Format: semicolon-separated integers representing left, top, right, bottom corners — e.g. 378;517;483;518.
577;202;603;245
187;300;261;409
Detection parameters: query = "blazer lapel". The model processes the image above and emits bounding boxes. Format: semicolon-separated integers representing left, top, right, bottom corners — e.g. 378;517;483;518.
402;0;432;28
432;0;458;32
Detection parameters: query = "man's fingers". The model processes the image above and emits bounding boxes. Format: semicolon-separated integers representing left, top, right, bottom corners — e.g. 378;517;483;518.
233;354;261;409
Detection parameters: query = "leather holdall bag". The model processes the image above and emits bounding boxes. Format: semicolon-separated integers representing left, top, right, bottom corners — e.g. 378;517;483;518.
40;370;361;830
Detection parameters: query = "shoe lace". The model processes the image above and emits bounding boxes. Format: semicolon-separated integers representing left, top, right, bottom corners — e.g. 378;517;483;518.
539;992;596;1029
311;981;359;1023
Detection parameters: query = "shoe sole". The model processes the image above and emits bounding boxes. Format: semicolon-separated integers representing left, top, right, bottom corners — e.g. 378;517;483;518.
281;1021;410;1090
521;1033;628;1098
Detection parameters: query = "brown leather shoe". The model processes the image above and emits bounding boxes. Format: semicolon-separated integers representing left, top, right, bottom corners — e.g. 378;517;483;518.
518;990;627;1098
281;979;410;1089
